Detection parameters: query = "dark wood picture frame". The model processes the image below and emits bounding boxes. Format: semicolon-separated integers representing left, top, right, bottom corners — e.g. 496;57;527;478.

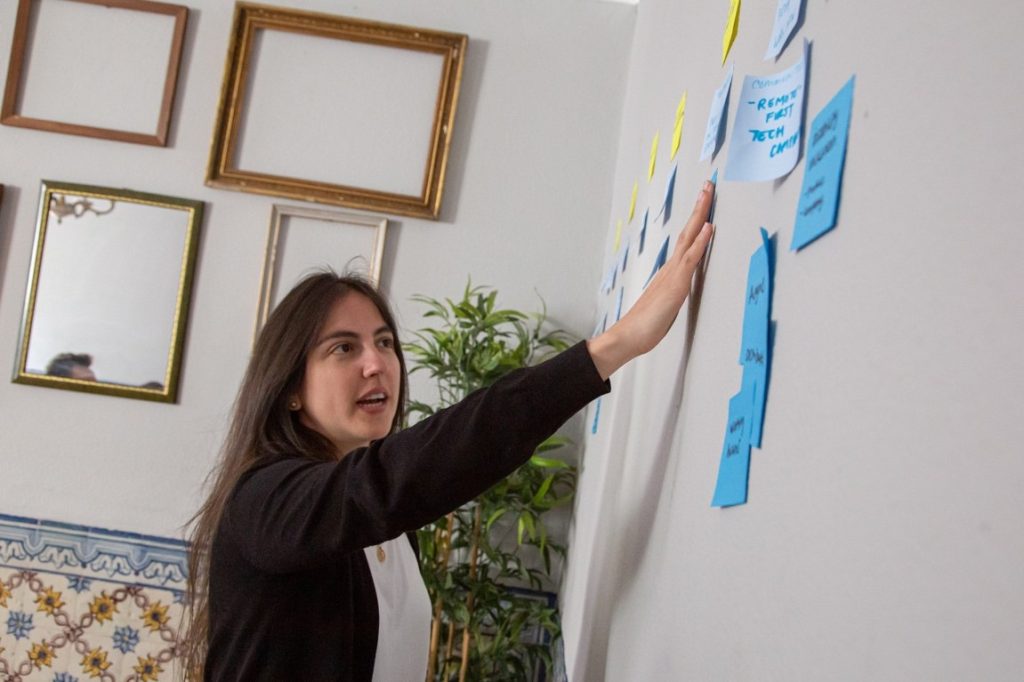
1;0;188;146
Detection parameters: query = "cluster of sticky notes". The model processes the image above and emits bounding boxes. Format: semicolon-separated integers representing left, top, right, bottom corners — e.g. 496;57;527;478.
712;228;774;507
791;76;855;250
725;40;808;182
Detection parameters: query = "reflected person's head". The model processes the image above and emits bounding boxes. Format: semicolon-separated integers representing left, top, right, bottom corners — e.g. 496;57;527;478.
46;352;96;381
233;271;407;463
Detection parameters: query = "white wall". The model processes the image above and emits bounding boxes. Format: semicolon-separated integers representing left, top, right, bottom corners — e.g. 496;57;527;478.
0;0;634;542
561;0;1024;680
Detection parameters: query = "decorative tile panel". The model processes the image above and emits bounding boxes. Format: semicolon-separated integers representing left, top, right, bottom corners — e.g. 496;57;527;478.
0;513;187;681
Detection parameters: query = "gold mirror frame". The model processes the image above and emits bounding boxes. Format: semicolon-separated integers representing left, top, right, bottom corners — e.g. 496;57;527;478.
13;181;203;403
206;3;467;220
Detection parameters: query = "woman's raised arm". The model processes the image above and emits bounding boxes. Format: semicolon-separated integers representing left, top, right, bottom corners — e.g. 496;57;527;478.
587;180;715;380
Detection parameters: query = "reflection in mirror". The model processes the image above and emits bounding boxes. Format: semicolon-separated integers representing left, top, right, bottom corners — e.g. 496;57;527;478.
14;181;203;402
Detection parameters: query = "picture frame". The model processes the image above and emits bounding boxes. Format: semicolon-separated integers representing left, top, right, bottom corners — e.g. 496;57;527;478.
207;3;467;220
254;204;388;339
13;181;203;402
1;0;188;146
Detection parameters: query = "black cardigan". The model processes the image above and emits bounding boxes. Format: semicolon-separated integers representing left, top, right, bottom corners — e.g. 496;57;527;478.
205;341;610;681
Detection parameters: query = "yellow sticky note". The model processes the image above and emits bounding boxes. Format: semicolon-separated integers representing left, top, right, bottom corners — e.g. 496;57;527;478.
628;182;638;222
722;0;740;65
671;91;687;160
614;219;623;252
648;132;660;181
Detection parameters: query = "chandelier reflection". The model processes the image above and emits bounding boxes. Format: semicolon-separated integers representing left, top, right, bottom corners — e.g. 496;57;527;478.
49;194;116;224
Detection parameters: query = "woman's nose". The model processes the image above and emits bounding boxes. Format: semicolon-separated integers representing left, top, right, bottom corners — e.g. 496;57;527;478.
362;347;386;377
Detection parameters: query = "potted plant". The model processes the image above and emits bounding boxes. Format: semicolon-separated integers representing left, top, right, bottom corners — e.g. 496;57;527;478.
404;282;579;682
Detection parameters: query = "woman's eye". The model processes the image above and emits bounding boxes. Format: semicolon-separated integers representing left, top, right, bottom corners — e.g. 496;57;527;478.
378;337;395;350
332;342;353;354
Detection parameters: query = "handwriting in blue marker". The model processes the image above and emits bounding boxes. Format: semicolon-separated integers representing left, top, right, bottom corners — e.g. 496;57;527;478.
725;40;809;182
591;397;602;435
615;286;625;322
791;76;855;250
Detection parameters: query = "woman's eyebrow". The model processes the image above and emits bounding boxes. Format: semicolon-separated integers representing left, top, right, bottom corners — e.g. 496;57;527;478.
317;326;392;345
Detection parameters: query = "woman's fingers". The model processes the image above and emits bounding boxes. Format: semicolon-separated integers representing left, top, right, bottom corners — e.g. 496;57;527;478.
586;178;717;380
676;181;715;256
680;222;714;278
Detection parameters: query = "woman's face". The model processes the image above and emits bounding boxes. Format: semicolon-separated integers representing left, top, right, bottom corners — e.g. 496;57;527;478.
296;292;401;457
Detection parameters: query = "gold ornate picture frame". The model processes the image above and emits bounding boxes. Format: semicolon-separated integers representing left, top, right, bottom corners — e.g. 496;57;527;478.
255;204;388;340
1;0;188;146
14;181;203;403
207;3;467;220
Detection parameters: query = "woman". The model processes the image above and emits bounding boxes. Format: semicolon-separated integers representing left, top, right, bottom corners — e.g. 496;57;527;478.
185;181;715;680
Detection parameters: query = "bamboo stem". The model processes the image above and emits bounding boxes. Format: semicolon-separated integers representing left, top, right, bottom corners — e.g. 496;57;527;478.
458;506;483;682
426;512;457;681
444;619;456;661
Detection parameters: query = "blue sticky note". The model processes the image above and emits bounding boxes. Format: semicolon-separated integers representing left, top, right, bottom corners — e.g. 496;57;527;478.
764;0;805;61
711;387;754;507
700;64;734;162
739;229;774;447
741;363;767;448
739;237;771;365
591;397;602;435
791;76;855;250
707;169;720;225
725;40;809;182
662;165;677;224
601;261;615;295
639;208;649;255
644;236;670;288
614;286;624;322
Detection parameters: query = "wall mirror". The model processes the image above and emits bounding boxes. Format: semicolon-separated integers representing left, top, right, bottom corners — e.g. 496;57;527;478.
207;3;467;219
255;204;387;340
14;181;203;402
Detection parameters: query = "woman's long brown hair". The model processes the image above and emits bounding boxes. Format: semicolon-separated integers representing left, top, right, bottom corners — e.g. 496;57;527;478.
182;272;408;679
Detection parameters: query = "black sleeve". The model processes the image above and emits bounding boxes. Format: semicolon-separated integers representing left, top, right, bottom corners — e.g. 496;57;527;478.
222;341;610;573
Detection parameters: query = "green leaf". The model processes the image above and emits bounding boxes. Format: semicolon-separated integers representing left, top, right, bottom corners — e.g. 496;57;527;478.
531;474;555;506
529;454;570;470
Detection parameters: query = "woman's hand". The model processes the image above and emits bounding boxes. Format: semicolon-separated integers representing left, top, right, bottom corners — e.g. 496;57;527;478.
587;180;715;380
